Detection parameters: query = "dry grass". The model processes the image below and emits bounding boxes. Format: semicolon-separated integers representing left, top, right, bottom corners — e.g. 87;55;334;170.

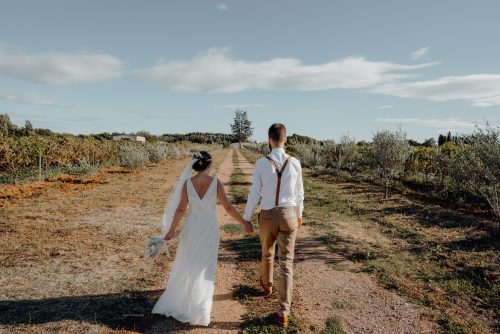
0;150;227;333
304;174;499;334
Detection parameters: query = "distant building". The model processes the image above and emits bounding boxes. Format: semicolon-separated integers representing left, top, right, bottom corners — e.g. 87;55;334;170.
112;134;146;142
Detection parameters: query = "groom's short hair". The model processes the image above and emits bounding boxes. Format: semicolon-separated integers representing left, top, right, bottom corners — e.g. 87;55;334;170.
268;123;287;143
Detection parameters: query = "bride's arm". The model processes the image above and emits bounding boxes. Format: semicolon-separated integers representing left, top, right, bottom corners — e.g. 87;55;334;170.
165;182;188;240
217;179;253;233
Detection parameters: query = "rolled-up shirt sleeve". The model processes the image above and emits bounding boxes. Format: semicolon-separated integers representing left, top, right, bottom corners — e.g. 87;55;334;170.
243;161;262;221
294;161;304;218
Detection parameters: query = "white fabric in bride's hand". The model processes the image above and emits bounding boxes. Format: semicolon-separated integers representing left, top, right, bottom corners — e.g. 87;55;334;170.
145;236;170;259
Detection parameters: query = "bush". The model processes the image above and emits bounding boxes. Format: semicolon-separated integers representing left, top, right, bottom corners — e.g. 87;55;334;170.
452;126;500;220
67;159;99;177
366;128;410;198
147;143;168;163
119;144;148;169
294;143;324;169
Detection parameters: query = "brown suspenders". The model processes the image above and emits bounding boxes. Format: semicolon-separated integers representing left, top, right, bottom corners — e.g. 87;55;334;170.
265;155;292;207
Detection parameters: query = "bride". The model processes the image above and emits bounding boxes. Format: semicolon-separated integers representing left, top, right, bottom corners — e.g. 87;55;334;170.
152;151;253;326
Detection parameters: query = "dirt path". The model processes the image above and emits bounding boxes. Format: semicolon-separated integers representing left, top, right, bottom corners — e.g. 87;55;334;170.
235;150;438;334
294;226;438;333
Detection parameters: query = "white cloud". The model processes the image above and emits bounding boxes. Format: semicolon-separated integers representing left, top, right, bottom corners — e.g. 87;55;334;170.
217;3;229;10
373;117;476;128
214;103;267;109
410;47;430;60
376;105;394;109
0;43;124;85
0;93;80;107
138;48;436;93
372;74;500;107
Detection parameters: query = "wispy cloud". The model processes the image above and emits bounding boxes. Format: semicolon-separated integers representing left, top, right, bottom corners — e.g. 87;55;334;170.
373;117;476;128
138;47;436;93
410;47;430;60
376;105;394;109
214;103;267;109
372;74;500;107
0;93;80;107
216;3;229;10
0;43;124;85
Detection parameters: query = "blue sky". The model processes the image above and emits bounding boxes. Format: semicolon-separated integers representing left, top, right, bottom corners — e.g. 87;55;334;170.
0;0;499;141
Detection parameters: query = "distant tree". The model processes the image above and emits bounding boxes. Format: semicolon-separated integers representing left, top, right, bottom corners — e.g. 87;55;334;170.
230;110;253;144
422;137;437;147
408;139;421;146
438;134;446;146
24;120;34;136
0;114;21;136
35;128;54;136
366;127;410;198
287;133;318;145
91;132;113;140
0;114;11;136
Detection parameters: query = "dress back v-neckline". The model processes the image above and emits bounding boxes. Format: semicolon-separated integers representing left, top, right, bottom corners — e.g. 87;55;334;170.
189;176;216;201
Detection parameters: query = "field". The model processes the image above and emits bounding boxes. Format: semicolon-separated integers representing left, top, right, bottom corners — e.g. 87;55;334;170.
0;146;498;334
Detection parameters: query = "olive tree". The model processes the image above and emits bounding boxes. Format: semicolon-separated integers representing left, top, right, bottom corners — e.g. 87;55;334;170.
366;128;410;198
453;126;500;221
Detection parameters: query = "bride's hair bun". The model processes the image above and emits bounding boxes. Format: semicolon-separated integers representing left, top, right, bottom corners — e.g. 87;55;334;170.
192;151;212;171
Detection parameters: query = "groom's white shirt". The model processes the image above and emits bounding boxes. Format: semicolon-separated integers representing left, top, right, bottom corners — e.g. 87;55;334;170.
243;147;304;221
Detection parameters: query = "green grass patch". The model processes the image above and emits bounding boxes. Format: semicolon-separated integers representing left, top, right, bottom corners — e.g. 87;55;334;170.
240;147;260;164
319;316;346;334
223;223;243;235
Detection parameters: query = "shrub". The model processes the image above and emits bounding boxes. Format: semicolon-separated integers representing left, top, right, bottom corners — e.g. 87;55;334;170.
119;144;148;169
147;143;168;163
68;159;99;177
366;128;410;198
453;125;500;220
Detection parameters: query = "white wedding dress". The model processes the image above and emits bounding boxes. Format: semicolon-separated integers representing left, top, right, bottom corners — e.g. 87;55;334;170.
152;176;220;326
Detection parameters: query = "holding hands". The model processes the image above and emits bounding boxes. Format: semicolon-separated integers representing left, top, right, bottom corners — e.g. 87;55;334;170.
242;220;254;235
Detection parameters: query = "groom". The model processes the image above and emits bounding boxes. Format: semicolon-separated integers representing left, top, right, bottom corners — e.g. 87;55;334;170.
243;123;304;327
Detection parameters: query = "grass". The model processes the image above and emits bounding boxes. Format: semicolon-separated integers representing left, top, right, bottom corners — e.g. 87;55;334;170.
318;316;346;334
223;223;243;235
301;172;499;334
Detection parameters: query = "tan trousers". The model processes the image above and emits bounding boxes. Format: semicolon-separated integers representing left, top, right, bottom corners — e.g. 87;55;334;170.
258;206;298;316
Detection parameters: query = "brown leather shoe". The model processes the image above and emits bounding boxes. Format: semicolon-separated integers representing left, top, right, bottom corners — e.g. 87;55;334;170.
277;313;288;328
259;276;272;296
